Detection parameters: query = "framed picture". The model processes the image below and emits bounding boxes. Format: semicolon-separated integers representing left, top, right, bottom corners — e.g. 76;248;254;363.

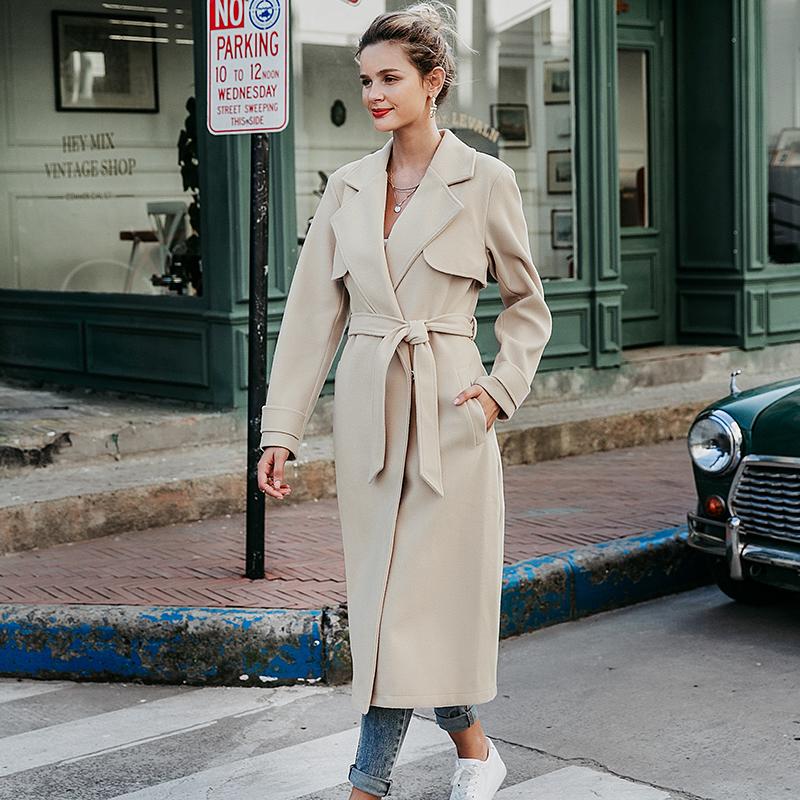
551;209;573;249
52;10;159;113
770;127;800;167
547;149;572;193
490;103;530;148
544;59;570;104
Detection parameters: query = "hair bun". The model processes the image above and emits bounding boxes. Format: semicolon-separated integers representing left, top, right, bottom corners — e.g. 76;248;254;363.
414;6;444;31
406;2;456;35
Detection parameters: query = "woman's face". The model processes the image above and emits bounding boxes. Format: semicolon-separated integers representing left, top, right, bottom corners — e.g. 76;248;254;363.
359;41;442;132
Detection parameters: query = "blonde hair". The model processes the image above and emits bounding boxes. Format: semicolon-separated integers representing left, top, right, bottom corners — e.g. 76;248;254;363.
355;2;473;107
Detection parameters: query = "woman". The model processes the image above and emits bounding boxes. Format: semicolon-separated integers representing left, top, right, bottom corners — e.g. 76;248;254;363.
257;3;552;798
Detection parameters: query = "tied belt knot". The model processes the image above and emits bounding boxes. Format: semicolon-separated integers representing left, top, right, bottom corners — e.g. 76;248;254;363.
403;319;430;346
346;311;478;497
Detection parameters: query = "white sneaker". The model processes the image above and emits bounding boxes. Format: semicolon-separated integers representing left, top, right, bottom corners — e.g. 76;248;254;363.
448;736;507;800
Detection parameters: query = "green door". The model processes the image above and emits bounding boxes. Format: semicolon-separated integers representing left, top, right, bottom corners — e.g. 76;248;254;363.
616;0;676;347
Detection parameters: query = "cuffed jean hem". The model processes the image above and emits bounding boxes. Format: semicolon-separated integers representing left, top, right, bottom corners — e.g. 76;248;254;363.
433;703;479;733
348;763;392;796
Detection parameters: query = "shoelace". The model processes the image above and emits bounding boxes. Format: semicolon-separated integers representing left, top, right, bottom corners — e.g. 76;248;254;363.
450;760;484;800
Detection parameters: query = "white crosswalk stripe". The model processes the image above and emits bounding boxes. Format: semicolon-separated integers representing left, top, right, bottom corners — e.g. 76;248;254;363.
497;766;671;799
0;684;323;777
108;715;452;800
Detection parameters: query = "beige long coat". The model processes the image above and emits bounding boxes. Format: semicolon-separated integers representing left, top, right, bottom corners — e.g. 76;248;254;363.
260;128;553;714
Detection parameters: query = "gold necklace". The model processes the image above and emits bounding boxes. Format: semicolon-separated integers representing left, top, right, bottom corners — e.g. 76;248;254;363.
386;133;443;212
387;171;421;214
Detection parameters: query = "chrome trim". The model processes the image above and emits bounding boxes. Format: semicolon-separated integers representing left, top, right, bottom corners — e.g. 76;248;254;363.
687;510;726;534
725;516;744;580
687;509;800;576
740;543;800;571
687;409;743;475
727;454;800;542
725;456;800;578
729;368;741;396
686;512;726;555
727;453;800;481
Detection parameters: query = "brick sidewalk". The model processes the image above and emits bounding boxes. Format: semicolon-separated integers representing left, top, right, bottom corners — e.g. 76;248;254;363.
0;440;694;610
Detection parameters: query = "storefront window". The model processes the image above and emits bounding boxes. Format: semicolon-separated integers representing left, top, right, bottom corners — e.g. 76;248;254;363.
617;48;650;228
0;0;201;295
765;0;800;266
291;0;577;281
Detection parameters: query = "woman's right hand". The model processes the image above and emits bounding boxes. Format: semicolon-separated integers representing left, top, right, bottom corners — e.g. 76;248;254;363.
258;446;293;500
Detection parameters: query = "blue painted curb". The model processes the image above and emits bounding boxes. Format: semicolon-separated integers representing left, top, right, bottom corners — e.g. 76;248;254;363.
501;525;710;638
0;605;326;688
0;527;709;686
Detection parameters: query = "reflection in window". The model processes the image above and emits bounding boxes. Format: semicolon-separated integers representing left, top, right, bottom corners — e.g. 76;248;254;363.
765;0;800;265
617;48;649;228
291;0;576;280
0;1;200;295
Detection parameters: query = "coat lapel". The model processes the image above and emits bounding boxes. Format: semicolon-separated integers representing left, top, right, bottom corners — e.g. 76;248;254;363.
385;130;477;290
329;128;477;314
330;138;396;315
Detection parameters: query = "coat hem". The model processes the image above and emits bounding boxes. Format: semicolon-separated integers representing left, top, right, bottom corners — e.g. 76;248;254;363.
354;684;497;713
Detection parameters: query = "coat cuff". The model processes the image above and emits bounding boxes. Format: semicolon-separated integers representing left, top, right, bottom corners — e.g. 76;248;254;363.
259;405;305;460
472;376;515;421
259;431;299;460
473;361;532;422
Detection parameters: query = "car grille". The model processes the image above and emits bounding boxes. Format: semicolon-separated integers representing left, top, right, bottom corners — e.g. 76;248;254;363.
730;458;800;543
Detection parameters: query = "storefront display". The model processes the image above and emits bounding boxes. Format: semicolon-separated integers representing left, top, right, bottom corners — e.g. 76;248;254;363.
290;0;576;280
0;0;199;295
765;0;800;265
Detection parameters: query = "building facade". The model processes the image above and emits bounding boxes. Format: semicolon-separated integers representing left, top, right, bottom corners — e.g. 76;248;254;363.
0;0;798;406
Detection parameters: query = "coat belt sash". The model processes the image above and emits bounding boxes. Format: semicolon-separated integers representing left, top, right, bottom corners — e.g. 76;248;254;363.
346;311;478;497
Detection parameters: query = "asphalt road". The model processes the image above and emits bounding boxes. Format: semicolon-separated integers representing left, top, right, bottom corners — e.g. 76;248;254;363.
0;585;797;800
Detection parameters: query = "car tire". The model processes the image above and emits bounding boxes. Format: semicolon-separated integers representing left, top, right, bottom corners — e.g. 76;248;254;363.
708;557;786;605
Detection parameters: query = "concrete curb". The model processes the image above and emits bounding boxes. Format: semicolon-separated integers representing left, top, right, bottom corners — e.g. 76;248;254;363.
0;526;710;687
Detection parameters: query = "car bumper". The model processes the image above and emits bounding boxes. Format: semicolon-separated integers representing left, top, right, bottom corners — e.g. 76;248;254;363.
687;511;800;580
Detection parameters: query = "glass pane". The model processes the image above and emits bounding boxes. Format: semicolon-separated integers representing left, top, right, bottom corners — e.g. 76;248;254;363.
291;0;577;281
765;0;800;265
0;0;201;296
617;48;650;228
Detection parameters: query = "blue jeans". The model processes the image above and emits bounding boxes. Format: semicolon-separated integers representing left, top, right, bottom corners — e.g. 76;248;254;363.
348;704;479;796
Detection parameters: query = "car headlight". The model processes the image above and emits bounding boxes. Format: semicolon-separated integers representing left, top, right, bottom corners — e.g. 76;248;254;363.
687;409;743;475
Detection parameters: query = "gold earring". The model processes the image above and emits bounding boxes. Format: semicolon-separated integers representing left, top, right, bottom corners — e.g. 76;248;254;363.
429;95;438;118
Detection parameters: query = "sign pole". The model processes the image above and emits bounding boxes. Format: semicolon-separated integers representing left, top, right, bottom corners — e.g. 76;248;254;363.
207;0;288;580
245;131;269;579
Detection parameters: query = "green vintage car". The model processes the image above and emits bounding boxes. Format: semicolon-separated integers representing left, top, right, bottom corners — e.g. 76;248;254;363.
686;371;800;603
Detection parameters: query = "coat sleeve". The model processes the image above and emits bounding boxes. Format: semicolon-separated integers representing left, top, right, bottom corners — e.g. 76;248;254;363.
472;164;553;422
259;171;350;459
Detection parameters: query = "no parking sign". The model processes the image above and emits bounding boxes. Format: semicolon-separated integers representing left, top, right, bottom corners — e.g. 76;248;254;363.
207;0;288;135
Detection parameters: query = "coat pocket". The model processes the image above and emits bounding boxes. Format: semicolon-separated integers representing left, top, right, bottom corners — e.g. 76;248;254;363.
455;365;488;446
422;236;488;289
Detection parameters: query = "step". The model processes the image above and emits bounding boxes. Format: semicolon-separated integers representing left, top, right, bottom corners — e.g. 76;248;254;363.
2;359;798;555
2;342;797;472
0;379;244;470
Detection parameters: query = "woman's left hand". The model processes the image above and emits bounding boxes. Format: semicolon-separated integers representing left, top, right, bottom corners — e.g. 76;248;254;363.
453;384;500;431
